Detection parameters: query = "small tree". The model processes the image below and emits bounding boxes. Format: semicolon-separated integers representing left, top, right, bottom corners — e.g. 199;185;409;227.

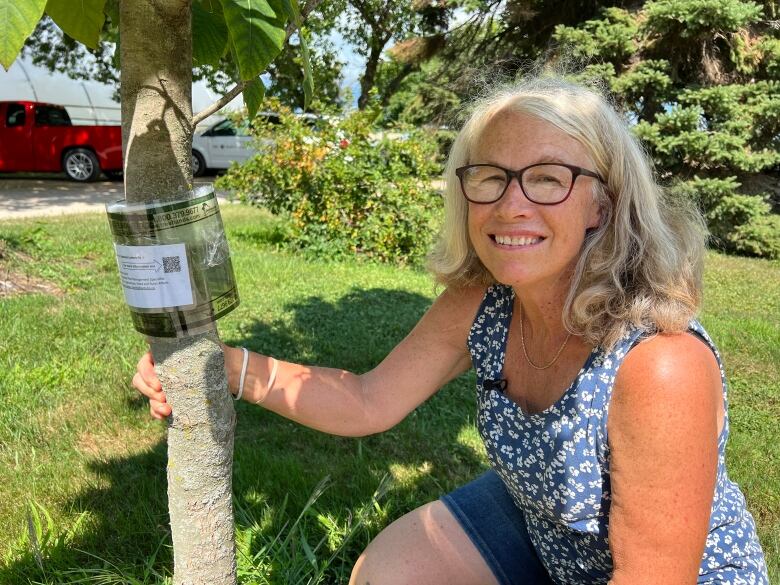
2;1;315;583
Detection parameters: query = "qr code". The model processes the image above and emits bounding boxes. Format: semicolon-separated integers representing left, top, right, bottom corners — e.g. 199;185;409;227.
162;256;181;273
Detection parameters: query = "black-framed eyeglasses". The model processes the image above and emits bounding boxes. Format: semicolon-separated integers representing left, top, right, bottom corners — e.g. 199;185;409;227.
455;163;605;205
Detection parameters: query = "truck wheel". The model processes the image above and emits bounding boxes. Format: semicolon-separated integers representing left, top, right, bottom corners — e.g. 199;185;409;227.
192;150;206;177
63;148;101;182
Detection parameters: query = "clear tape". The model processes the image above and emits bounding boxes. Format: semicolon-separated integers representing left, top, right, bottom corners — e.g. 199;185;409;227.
106;185;239;338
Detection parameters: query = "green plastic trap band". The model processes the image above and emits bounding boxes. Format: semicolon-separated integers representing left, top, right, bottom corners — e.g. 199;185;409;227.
106;186;239;338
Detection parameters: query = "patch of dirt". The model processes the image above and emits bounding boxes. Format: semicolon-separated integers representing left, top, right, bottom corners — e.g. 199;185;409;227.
73;252;98;270
0;271;64;298
77;427;163;461
0;240;63;298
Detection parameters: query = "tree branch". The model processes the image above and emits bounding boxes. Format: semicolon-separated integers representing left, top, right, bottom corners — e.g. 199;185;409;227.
192;81;246;126
192;0;323;127
380;62;414;107
350;0;377;29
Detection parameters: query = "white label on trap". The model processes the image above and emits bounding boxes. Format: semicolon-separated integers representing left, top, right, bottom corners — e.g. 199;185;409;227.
114;243;193;309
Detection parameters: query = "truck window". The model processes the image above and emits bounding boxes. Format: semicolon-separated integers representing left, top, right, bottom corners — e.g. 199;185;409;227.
6;103;26;127
210;120;237;137
34;105;72;127
257;113;280;125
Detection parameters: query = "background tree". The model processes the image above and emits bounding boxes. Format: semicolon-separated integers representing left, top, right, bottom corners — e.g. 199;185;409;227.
314;0;451;109
264;40;344;110
394;0;780;258
2;0;314;583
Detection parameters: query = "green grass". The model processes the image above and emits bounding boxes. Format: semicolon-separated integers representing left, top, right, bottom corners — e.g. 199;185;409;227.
0;206;778;584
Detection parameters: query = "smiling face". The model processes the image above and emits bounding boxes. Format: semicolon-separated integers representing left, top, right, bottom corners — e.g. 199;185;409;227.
467;110;603;292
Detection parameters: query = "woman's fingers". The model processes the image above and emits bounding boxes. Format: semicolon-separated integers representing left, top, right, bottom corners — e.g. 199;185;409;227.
137;351;161;390
134;351;171;419
150;399;172;419
132;370;166;402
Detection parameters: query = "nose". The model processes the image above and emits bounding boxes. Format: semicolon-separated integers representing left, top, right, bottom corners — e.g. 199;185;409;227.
494;176;535;218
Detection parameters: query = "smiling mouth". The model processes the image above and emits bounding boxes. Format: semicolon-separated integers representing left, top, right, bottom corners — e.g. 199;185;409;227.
491;234;545;247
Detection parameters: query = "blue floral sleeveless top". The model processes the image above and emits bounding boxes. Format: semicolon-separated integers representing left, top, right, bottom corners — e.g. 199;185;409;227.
469;285;769;585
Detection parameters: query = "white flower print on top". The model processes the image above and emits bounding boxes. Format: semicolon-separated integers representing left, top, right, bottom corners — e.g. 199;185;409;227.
467;285;769;585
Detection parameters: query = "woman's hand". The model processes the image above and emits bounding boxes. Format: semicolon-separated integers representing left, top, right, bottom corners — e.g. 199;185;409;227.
133;345;241;419
132;351;171;420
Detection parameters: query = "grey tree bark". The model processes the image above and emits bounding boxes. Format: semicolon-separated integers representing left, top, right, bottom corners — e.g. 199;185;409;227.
120;1;237;583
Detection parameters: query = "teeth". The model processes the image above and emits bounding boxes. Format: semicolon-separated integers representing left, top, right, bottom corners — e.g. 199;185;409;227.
495;235;541;247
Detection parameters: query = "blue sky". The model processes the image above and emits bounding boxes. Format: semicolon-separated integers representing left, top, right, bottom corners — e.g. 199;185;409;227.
323;22;365;108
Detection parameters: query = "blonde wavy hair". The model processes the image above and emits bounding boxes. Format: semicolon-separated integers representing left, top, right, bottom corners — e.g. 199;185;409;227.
428;76;707;349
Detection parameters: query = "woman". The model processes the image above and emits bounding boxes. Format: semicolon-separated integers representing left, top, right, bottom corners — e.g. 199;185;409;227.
134;77;769;584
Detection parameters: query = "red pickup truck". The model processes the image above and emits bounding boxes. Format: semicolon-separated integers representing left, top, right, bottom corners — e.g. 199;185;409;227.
0;101;122;181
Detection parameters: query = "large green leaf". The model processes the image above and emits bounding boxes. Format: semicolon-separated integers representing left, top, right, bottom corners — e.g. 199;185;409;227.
45;0;105;49
243;78;265;118
220;0;286;80
280;0;313;109
0;0;46;70
193;0;228;66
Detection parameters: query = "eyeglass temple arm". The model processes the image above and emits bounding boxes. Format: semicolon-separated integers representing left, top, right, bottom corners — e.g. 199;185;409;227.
577;168;606;183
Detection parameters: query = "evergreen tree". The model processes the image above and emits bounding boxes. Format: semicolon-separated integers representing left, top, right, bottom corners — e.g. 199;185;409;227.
390;0;780;257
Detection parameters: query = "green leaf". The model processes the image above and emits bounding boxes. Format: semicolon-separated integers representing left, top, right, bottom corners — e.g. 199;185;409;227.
220;0;286;80
279;0;312;108
0;0;47;70
279;0;300;22
193;0;228;66
299;534;318;569
112;34;120;70
45;0;105;49
243;78;265;118
298;31;313;109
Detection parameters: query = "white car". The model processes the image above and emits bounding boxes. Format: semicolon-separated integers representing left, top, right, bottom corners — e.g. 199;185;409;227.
191;115;278;176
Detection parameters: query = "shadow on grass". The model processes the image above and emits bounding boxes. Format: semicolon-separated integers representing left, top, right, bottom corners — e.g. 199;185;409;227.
0;443;173;583
1;287;487;582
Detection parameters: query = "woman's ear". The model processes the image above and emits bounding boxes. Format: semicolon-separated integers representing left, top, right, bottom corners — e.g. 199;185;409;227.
587;198;603;230
587;186;610;230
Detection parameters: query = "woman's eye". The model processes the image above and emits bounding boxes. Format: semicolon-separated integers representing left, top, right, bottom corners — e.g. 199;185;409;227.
530;174;563;185
469;169;505;183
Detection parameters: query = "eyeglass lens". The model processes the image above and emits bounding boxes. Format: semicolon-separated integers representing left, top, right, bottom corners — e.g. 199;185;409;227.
461;164;573;203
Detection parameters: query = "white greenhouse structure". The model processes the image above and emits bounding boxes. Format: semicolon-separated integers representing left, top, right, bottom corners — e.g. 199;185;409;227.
0;56;242;129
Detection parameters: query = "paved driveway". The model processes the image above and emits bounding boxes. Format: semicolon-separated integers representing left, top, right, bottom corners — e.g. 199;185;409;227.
0;174;225;220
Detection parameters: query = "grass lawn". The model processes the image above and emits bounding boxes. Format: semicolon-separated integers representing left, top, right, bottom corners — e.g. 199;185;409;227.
0;205;778;584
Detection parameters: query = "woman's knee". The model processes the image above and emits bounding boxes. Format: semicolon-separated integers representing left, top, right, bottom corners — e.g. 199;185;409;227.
349;500;498;585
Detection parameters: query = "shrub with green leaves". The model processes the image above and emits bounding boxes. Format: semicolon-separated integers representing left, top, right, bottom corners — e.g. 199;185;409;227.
643;0;764;39
709;194;780;257
216;104;443;265
670;177;780;258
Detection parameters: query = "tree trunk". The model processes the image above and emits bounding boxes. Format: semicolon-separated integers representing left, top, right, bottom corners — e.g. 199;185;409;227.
380;62;414;107
357;40;386;110
120;2;237;584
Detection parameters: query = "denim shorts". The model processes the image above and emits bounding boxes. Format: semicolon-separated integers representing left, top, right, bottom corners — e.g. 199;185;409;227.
441;470;555;585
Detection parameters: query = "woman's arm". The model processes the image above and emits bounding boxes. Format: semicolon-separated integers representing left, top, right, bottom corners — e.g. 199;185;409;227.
136;286;484;437
607;332;724;585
